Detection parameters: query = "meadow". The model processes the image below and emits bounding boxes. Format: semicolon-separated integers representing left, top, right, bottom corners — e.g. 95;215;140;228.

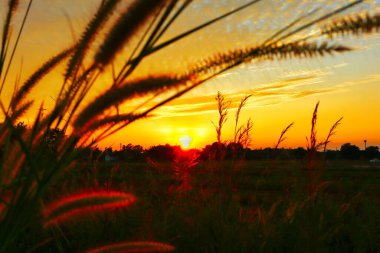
38;158;380;252
1;0;380;252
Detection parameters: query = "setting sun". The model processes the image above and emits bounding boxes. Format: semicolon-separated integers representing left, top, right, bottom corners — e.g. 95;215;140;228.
179;135;192;149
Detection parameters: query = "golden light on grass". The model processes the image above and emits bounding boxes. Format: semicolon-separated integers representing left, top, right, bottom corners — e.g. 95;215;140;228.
85;241;175;253
43;190;136;227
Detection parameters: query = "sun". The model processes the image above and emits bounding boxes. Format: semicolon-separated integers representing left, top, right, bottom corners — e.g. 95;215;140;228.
179;135;192;149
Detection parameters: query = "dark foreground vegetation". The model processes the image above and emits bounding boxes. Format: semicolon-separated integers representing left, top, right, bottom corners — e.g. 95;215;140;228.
1;0;380;252
81;141;380;162
41;158;380;252
4;127;380;252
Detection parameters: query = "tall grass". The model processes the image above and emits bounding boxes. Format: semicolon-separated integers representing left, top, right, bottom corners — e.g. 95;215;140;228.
275;122;294;149
305;102;343;195
0;0;379;251
213;91;230;145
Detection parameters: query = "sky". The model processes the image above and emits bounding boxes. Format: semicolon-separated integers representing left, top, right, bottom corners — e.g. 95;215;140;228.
1;0;380;150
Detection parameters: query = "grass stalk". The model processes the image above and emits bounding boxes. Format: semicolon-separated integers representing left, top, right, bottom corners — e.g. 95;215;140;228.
275;122;294;149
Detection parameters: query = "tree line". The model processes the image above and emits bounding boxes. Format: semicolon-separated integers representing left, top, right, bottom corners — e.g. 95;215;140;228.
1;123;378;162
80;142;379;162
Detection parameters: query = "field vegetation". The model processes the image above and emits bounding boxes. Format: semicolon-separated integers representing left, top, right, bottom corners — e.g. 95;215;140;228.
0;0;380;252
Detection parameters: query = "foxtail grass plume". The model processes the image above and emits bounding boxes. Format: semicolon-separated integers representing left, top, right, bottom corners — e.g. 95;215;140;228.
82;113;142;134
12;47;73;109
0;0;377;251
8;0;20;14
94;0;166;68
43;190;136;227
0;0;20;78
74;75;188;131
322;12;380;37
86;241;175;253
65;0;120;80
190;42;351;78
10;100;33;121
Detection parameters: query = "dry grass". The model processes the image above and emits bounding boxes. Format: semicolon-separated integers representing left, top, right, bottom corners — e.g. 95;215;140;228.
323;117;343;152
234;95;252;144
0;0;379;251
275;122;294;149
213;91;230;144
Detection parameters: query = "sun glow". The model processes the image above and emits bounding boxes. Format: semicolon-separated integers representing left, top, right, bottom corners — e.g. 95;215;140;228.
179;135;192;149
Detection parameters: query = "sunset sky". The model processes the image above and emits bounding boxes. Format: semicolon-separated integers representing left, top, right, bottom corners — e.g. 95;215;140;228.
1;0;380;150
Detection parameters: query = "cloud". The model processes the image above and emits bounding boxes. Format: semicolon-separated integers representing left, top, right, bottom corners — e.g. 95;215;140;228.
291;89;334;98
148;65;379;119
152;75;338;118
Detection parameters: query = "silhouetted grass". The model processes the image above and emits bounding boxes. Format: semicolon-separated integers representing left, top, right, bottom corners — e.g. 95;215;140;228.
53;159;380;252
0;0;379;252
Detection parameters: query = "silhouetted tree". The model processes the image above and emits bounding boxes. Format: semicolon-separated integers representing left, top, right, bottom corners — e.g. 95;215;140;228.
340;143;360;160
225;142;245;160
115;144;144;162
364;146;379;159
146;144;180;162
200;142;227;161
290;147;308;160
325;150;339;160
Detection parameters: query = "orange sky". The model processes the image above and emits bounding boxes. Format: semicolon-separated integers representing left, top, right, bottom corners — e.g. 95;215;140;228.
1;0;380;150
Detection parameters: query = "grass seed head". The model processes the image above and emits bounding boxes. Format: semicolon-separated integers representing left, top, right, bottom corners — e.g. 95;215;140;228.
86;241;175;253
43;190;136;227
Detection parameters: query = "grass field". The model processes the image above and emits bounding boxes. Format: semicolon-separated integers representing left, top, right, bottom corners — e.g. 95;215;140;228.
1;1;380;252
35;159;380;252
